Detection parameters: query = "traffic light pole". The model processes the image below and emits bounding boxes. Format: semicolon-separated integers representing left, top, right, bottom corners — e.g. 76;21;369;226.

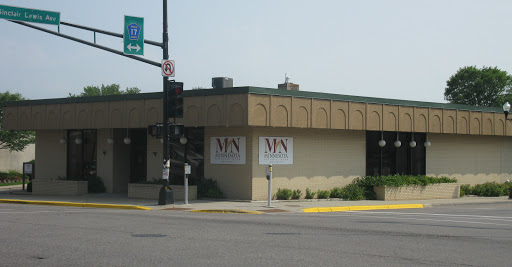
159;0;173;205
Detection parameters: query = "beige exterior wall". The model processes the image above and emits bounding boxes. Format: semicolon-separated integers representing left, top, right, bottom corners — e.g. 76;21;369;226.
34;130;66;180
251;128;365;201
205;127;254;200
427;133;512;185
0;144;35;172
205;126;365;201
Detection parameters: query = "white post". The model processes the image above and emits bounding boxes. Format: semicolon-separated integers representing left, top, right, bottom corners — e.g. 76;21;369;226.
184;163;190;204
267;164;273;207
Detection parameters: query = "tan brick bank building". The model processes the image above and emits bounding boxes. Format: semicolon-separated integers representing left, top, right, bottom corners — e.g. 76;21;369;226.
4;86;512;200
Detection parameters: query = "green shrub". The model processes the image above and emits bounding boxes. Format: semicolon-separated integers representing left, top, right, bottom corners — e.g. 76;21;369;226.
353;177;377;200
317;190;330;199
369;175;458;187
0;170;24;181
471;182;506;197
505;181;512;196
460;184;471;197
461;182;512;197
340;183;365;200
275;188;292;200
197;178;224;199
330;187;343;198
291;189;302;200
88;176;106;193
305;188;316;199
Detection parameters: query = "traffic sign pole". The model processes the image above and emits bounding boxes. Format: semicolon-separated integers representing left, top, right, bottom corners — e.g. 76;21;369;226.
159;0;173;205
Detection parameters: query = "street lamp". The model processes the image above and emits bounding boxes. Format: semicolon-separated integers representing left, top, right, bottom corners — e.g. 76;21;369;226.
504;102;511;121
503;102;512;199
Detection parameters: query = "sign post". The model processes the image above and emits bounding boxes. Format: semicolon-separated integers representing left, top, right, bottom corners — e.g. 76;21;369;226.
0;5;60;25
123;16;144;55
266;164;273;208
184;163;191;204
22;162;34;191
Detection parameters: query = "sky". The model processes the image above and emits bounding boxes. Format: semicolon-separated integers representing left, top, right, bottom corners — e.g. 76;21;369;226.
1;0;512;103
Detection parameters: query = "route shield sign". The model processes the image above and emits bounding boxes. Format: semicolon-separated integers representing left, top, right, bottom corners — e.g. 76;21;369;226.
123;16;144;56
0;5;60;25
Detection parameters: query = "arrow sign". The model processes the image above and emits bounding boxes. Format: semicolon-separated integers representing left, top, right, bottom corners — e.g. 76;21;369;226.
127;43;141;52
162;60;175;77
123;16;144;56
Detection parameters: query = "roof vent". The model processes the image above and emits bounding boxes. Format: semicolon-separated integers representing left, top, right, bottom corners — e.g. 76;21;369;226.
212;77;233;89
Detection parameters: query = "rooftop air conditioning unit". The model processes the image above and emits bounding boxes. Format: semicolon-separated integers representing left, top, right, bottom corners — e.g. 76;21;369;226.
212;77;233;89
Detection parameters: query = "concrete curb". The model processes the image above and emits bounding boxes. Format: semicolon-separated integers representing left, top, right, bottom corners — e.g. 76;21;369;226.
190;209;262;214
303;204;424;213
0;199;152;210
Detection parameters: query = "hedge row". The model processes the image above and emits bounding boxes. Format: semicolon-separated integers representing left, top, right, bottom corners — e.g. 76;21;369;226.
460;182;512;197
276;175;457;200
0;170;27;181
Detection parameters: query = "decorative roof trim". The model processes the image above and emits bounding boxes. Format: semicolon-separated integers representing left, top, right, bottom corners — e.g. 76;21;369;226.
3;87;502;113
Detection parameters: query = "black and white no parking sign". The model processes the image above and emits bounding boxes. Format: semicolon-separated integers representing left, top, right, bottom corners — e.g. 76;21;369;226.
161;60;175;77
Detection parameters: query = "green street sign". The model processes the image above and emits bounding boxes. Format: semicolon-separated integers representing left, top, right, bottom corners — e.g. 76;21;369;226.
124;16;144;56
0;5;60;25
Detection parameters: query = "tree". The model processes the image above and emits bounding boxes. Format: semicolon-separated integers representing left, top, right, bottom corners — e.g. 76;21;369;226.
444;66;512;107
68;84;140;97
0;91;35;151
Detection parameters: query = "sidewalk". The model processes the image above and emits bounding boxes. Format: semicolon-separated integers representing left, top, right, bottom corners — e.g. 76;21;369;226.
1;185;511;213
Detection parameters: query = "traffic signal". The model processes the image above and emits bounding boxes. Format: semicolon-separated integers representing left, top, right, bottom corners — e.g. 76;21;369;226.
166;80;184;118
147;124;162;137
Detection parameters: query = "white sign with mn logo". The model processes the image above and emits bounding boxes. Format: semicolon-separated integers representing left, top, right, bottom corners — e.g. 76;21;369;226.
259;137;293;165
210;137;246;164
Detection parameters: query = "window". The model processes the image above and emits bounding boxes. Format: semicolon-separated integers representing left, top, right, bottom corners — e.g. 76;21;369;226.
366;131;425;176
169;127;204;184
67;130;97;180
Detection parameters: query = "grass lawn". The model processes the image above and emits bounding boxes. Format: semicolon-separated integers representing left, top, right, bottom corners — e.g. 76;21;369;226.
0;182;25;187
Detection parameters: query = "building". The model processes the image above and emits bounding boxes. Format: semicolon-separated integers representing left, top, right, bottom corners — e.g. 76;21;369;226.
3;84;512;200
0;144;35;172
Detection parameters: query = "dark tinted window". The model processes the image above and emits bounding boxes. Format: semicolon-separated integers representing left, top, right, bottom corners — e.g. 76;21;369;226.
67;130;97;180
366;131;426;176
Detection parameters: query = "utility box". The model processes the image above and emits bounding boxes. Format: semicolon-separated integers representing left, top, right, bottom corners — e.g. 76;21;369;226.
212;77;233;89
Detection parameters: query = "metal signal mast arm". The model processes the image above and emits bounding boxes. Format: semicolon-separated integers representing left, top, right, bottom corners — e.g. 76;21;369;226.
8;20;160;67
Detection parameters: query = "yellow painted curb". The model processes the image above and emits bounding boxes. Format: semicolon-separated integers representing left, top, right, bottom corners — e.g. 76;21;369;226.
0;199;152;210
302;204;424;213
190;209;262;214
330;207;350;212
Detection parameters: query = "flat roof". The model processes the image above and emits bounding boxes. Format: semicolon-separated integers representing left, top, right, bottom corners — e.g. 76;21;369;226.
3;86;502;113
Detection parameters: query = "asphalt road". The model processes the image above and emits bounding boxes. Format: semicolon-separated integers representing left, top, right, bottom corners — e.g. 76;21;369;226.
1;203;511;266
